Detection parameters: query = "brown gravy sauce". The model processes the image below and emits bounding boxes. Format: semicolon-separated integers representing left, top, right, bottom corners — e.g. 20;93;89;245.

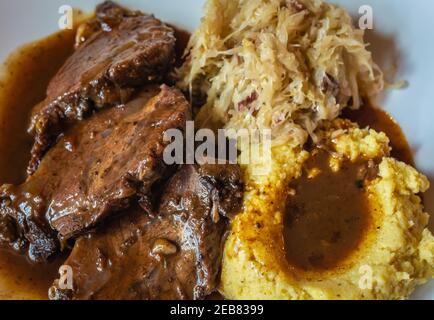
284;150;375;271
343;104;414;166
0;32;76;184
284;104;414;273
0;29;76;300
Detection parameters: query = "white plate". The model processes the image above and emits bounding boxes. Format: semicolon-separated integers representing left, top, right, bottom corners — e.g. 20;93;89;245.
0;0;432;300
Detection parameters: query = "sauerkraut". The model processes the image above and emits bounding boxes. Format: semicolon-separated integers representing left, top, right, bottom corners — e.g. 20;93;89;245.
178;0;384;147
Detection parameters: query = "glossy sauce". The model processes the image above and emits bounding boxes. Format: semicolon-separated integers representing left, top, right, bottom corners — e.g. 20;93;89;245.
283;104;414;273
0;29;76;300
343;104;414;166
171;25;191;68
0;32;76;184
284;150;375;271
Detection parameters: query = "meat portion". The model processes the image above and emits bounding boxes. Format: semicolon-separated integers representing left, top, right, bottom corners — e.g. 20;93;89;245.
28;1;176;175
49;163;243;300
0;86;189;262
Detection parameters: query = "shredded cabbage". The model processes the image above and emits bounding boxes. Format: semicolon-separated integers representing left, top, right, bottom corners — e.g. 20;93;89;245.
178;0;384;147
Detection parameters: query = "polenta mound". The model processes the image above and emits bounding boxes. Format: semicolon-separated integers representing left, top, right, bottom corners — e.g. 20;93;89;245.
221;121;434;300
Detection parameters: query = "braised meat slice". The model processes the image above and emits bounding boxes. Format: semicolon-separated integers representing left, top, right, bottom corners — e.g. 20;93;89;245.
0;86;189;262
49;163;243;300
28;1;176;174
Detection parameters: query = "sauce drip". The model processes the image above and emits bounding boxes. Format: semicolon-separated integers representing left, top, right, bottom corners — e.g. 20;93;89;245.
343;104;414;166
171;26;191;67
0;249;64;300
283;149;375;271
0;30;76;300
0;31;76;184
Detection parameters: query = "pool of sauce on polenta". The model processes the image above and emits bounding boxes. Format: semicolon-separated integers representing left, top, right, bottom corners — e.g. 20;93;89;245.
283;104;414;272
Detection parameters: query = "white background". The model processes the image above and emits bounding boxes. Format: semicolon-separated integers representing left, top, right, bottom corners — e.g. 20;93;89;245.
0;0;433;299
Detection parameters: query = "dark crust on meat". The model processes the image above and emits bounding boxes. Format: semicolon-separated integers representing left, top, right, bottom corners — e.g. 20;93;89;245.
0;184;59;262
27;3;176;175
0;211;28;254
75;1;143;47
95;1;142;25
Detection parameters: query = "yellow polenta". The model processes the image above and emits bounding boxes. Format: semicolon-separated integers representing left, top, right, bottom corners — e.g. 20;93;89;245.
221;121;434;300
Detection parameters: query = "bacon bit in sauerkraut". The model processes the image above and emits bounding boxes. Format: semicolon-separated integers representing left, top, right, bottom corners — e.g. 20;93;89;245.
321;73;340;100
286;0;306;12
178;0;384;147
237;91;258;112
